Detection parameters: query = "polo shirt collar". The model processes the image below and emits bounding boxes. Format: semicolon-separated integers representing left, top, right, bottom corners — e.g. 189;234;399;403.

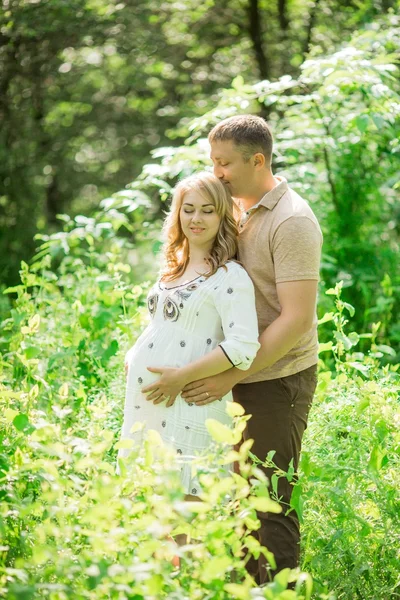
258;175;288;211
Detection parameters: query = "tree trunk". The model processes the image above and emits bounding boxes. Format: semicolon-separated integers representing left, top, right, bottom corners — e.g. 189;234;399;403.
45;173;62;226
247;0;270;80
278;0;289;31
302;0;321;59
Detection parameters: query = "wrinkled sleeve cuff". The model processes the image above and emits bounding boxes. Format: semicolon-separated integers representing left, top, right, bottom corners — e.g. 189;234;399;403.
219;340;260;371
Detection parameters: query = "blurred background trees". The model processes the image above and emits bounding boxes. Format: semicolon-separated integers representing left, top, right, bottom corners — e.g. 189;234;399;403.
1;0;399;350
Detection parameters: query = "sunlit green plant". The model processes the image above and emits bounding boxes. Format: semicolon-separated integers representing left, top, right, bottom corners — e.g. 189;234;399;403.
1;252;322;599
295;285;399;599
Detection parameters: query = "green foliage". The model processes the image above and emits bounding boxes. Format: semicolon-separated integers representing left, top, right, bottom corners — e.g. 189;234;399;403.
299;366;400;599
0;0;252;285
251;283;400;599
1;0;398;290
115;13;400;355
1;396;292;598
1;214;399;598
0;240;320;598
299;286;400;599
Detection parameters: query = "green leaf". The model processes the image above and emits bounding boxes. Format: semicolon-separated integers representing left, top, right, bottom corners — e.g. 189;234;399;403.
93;310;114;330
102;339;119;362
6;584;35;600
347;361;370;375
24;346;41;359
286;458;295;482
356;396;370;413
271;473;279;497
200;556;232;583
325;287;337;296
3;285;25;294
318;312;335;325
226;401;245;417
232;75;244;90
224;584;251;600
274;567;290;589
375;419;389;443
11;309;26;327
355;114;369;133
368;446;386;473
290;483;304;523
343;302;355;317
205;418;241;444
318;341;333;353
375;344;396;356
249;496;281;514
114;439;134;450
371;114;385;130
13;414;31;432
5;408;19;422
334;331;353;350
347;332;359;345
295;572;313;600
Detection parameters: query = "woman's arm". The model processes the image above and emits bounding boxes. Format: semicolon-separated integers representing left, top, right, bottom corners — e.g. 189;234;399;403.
181;346;234;382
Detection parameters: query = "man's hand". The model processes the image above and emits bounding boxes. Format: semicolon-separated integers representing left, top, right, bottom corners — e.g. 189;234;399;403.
181;369;242;406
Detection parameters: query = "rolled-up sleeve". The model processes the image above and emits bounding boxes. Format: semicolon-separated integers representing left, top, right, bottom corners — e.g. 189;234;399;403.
214;264;260;371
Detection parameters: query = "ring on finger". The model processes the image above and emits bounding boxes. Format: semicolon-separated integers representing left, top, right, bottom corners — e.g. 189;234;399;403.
205;392;209;398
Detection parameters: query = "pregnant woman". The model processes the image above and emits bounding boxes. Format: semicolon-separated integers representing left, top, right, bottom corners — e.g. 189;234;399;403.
117;171;260;497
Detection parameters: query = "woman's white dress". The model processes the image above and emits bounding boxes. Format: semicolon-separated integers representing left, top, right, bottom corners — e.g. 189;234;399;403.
117;261;260;494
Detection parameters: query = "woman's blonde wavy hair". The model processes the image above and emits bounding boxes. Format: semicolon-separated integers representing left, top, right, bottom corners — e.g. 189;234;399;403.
160;171;239;283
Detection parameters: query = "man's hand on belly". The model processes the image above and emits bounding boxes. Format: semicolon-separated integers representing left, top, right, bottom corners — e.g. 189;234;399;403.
181;369;242;406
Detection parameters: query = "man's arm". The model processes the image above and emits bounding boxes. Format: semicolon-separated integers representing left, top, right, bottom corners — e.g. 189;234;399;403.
237;278;318;378
181;279;318;404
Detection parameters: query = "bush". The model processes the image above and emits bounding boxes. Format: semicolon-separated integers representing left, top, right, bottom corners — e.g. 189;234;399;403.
1;249;318;599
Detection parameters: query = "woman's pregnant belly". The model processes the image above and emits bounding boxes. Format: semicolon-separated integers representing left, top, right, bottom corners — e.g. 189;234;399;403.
125;327;188;389
125;322;221;390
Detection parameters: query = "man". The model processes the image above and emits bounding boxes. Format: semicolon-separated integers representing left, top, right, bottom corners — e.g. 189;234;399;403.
181;114;322;584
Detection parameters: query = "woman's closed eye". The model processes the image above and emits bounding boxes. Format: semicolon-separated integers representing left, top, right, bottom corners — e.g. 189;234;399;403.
183;209;215;214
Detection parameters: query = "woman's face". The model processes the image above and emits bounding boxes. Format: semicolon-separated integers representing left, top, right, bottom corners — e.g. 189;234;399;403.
180;190;221;251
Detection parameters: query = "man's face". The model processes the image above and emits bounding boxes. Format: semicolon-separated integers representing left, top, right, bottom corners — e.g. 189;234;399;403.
210;139;256;198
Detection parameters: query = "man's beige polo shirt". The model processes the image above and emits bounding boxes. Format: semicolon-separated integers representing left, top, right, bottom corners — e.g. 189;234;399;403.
237;175;323;383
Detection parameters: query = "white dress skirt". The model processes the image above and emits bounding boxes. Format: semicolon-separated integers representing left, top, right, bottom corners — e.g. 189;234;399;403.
117;261;260;494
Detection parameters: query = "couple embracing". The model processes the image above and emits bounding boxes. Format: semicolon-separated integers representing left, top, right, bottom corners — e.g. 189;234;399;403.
118;114;323;583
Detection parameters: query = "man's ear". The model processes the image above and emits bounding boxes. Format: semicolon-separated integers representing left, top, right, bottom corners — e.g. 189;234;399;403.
253;152;266;168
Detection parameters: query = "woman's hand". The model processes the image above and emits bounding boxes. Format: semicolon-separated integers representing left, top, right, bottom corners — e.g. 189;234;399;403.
141;367;188;408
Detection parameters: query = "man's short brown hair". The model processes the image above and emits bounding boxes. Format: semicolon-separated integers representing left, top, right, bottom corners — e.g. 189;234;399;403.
208;114;273;165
